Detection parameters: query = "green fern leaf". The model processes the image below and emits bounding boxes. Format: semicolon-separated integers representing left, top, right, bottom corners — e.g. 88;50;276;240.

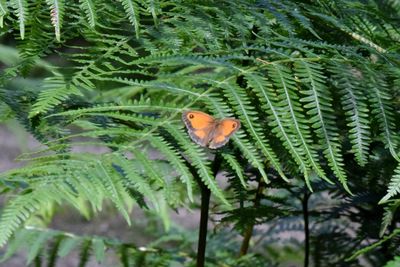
30;76;83;118
205;93;270;182
0;228;36;262
113;153;161;211
92;238;106;263
221;152;246;188
245;72;316;184
0;185;60;247
165;124;230;206
146;0;159;25
379;164;400;204
379;200;400;237
148;134;194;202
26;231;54;265
267;63;329;188
79;0;96;28
130;148;165;185
330;63;371;166
220;81;287;183
118;0;140;38
58;236;81;257
45;0;65;41
0;0;7;28
78;239;91;267
363;66;399;162
94;156;131;225
10;0;28;39
294;60;349;193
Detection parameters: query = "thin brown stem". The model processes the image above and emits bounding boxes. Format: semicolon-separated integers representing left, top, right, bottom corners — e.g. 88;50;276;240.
196;153;222;267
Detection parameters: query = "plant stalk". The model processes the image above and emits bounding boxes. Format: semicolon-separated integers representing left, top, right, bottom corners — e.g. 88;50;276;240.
196;183;211;267
196;153;222;267
302;191;310;267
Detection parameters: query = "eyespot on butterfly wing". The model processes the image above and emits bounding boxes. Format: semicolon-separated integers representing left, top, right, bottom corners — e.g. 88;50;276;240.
208;118;240;149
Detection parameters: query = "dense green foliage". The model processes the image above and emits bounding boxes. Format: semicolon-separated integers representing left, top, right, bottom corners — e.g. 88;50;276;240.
0;0;399;266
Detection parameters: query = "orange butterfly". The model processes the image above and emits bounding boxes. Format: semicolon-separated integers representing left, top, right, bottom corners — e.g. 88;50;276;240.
182;110;240;149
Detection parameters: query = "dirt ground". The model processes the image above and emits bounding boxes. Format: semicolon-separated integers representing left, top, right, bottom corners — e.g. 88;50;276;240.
0;123;200;267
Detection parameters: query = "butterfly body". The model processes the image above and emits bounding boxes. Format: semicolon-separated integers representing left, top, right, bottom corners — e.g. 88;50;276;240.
182;110;240;149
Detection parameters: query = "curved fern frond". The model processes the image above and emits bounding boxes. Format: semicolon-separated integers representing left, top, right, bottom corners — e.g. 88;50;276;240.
45;0;65;41
0;185;59;247
219;81;286;183
267;63;328;189
164;124;229;206
245;72;312;183
148;134;194;202
29;75;83;118
222;152;246;189
379;164;400;204
79;0;96;28
0;0;7;28
205;92;269;182
92;157;132;224
10;0;28;39
363;65;399;162
294;60;349;192
113;153;161;211
118;0;140;38
330;63;371;166
380;200;400;237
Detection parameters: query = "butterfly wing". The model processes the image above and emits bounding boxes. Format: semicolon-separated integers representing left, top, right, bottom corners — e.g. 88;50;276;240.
209;118;240;149
182;110;216;147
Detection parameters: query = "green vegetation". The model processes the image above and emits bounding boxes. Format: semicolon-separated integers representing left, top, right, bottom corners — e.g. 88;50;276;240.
0;0;399;266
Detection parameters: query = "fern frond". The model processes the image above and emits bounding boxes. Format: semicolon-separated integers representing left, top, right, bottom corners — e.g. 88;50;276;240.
380;200;400;237
45;0;65;41
49;100;179;119
221;152;246;189
79;0;96;28
330;63;371;166
57;235;81;257
113;153;161;211
363;65;399;162
205;92;269;182
93;156;132;224
0;0;7;28
0;185;60;247
92;238;106;263
294;60;349;192
10;0;28;39
347;228;400;261
146;0;159;25
79;239;92;267
267;63;328;188
130;148;165;185
118;0;140;38
164;124;230;206
379;164;400;204
148;134;194;202
30;75;83;118
245;72;314;183
26;230;55;265
220;81;286;183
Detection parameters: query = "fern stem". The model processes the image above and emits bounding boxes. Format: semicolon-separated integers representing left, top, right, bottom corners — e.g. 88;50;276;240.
302;190;311;267
239;175;264;256
256;57;322;65
197;180;210;267
196;153;222;267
